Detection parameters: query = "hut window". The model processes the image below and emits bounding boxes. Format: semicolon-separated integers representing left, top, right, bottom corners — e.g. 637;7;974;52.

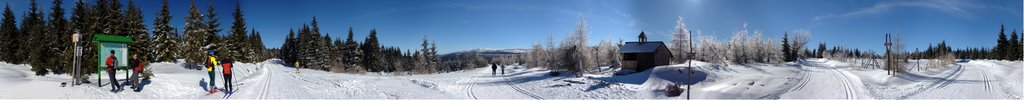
623;53;637;60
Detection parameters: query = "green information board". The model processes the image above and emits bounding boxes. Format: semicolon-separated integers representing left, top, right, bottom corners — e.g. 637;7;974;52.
93;34;132;87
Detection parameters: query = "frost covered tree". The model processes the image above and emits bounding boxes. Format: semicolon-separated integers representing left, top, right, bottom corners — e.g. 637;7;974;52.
695;33;727;64
527;43;545;68
670;16;690;63
596;38;619;67
726;24;780;64
416;35;438;74
151;0;179;62
557;16;595;76
791;30;811;59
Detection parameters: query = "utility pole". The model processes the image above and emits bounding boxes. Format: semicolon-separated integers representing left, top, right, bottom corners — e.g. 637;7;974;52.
71;32;83;86
885;33;893;75
686;30;694;100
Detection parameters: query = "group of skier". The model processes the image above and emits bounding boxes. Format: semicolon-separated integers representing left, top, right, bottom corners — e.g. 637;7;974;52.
205;49;235;94
101;49;235;94
103;51;146;92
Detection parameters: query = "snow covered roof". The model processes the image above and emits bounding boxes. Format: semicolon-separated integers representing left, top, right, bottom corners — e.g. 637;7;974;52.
618;41;666;53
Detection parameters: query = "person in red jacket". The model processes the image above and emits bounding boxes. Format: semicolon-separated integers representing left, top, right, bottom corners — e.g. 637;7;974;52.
105;50;122;92
221;59;234;92
128;54;144;92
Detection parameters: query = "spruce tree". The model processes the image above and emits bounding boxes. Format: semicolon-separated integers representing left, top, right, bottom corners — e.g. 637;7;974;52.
183;1;208;68
125;0;149;63
995;24;1007;60
782;32;794;62
321;33;332;70
152;0;179;62
298;24;311;68
342;26;362;72
70;0;98;76
250;29;267;62
25;0;51;75
281;28;295;64
50;0;71;74
206;3;226;59
99;0;123;36
310;17;328;70
1011;30;1020;60
228;2;248;62
0;4;15;63
362;29;382;72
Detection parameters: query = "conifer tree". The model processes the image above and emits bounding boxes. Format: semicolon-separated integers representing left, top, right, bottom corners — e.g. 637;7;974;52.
280;29;295;64
782;32;795;62
362;29;382;72
228;1;248;62
309;17;328;70
249;29;264;62
125;0;149;63
70;0;99;76
0;4;16;63
152;0;179;62
1010;30;1020;60
51;0;71;74
342;26;362;72
25;0;51;75
183;0;209;68
995;24;1007;60
297;24;311;68
206;3;225;59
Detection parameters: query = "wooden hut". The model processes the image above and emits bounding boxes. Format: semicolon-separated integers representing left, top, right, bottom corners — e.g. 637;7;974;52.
618;31;672;71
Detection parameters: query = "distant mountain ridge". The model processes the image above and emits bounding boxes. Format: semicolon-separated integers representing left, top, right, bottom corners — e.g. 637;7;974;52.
439;48;529;61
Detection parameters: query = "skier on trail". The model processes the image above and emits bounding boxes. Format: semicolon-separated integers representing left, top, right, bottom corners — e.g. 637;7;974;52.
491;63;497;76
129;54;144;92
205;49;219;91
501;64;506;75
221;59;234;93
294;60;300;74
105;50;122;92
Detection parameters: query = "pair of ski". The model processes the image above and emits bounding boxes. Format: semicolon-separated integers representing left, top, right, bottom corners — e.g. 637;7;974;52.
205;83;243;99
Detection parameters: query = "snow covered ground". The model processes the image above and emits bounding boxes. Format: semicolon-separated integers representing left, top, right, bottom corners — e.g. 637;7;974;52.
0;59;1020;99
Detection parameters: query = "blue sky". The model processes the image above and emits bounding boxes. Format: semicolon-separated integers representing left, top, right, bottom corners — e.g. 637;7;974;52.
5;0;1023;54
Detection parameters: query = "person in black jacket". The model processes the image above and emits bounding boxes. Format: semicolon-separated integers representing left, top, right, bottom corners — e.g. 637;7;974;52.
491;63;497;76
128;54;144;92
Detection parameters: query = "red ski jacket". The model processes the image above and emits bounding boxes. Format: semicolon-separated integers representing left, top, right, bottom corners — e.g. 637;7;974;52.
105;56;117;71
222;63;232;74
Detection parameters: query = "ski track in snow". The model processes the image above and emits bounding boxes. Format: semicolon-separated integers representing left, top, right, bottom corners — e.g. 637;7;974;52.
831;69;855;99
257;63;272;99
502;72;543;99
464;71;478;99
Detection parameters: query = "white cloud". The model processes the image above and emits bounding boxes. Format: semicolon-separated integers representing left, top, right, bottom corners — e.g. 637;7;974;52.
812;0;983;21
